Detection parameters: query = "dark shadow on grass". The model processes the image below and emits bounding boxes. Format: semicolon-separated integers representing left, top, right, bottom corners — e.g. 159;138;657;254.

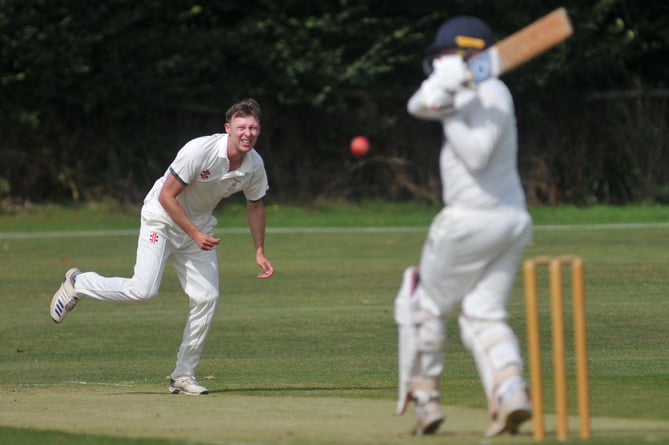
111;385;394;396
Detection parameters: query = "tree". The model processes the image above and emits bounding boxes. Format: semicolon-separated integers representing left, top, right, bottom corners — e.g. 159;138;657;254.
0;0;667;205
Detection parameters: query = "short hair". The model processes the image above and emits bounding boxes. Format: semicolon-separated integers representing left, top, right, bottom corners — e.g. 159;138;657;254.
226;98;261;125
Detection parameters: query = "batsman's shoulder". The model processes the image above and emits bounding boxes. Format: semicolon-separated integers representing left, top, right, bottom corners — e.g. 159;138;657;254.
479;78;514;107
479;77;510;95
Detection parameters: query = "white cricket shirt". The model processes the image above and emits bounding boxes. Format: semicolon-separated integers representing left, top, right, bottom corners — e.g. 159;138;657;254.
143;133;269;229
408;78;525;210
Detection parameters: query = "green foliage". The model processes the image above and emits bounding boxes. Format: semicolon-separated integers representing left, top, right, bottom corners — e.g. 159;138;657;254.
0;1;668;204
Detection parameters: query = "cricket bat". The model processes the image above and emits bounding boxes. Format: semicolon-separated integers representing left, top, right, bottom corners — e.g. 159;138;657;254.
468;8;573;83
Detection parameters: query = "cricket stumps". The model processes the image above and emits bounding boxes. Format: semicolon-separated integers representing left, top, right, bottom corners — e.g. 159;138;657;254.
523;255;591;441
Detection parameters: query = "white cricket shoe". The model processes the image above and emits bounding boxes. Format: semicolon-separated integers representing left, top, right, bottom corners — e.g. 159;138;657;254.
485;379;532;437
50;268;81;323
411;377;445;435
414;398;445;435
169;376;209;395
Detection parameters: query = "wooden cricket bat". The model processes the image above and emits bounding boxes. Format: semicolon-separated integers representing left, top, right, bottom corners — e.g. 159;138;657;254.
468;8;573;83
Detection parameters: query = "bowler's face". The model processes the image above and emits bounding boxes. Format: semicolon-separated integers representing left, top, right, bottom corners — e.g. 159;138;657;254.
225;115;260;154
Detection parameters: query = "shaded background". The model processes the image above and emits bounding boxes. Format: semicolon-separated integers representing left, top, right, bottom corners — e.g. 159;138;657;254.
1;0;668;206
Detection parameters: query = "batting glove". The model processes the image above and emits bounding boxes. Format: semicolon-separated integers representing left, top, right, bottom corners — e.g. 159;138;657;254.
419;54;472;111
431;54;471;91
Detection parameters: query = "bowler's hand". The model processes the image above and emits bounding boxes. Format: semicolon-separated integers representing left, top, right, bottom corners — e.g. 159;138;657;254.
256;250;274;279
194;232;221;251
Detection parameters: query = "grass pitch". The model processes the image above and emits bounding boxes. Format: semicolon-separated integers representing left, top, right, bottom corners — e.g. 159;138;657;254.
0;202;668;445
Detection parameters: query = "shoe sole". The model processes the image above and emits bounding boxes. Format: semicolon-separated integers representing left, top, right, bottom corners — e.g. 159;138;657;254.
51;285;77;323
169;387;209;395
50;288;67;323
485;407;532;438
414;413;445;435
50;268;80;323
505;408;532;434
168;384;209;395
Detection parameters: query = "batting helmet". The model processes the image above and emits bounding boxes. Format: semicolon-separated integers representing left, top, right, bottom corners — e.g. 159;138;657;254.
428;16;494;54
423;16;494;75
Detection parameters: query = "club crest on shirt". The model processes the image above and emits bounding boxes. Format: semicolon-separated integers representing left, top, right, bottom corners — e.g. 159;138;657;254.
200;169;211;180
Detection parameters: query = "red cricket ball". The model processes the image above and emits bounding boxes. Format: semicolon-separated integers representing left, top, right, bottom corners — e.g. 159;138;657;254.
350;136;370;157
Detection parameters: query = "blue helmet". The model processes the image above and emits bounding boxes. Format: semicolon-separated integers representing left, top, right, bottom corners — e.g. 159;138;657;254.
428;16;494;54
423;16;494;75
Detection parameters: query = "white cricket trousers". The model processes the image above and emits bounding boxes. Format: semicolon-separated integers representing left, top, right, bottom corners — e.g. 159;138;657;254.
414;205;532;377
419;205;532;318
74;213;220;380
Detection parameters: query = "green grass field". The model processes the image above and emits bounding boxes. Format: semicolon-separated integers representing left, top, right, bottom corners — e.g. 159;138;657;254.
1;202;668;445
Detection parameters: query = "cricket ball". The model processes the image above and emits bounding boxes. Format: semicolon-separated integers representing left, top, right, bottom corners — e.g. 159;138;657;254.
350;136;370;157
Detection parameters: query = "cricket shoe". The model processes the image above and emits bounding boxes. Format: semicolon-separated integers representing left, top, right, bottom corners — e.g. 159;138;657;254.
169;376;209;395
411;377;445;435
485;379;532;437
414;399;445;435
50;268;81;323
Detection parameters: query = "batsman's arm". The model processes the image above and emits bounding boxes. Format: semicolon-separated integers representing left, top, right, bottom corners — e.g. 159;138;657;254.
408;55;475;121
408;85;477;122
407;87;455;121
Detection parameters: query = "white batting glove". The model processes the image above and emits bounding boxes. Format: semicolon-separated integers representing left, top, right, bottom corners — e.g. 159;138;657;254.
419;54;471;111
431;54;471;91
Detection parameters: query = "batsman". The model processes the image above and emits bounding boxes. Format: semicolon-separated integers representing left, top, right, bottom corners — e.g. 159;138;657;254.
395;16;533;436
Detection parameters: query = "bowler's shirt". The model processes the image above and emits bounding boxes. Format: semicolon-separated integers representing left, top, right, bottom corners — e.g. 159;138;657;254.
143;133;268;229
